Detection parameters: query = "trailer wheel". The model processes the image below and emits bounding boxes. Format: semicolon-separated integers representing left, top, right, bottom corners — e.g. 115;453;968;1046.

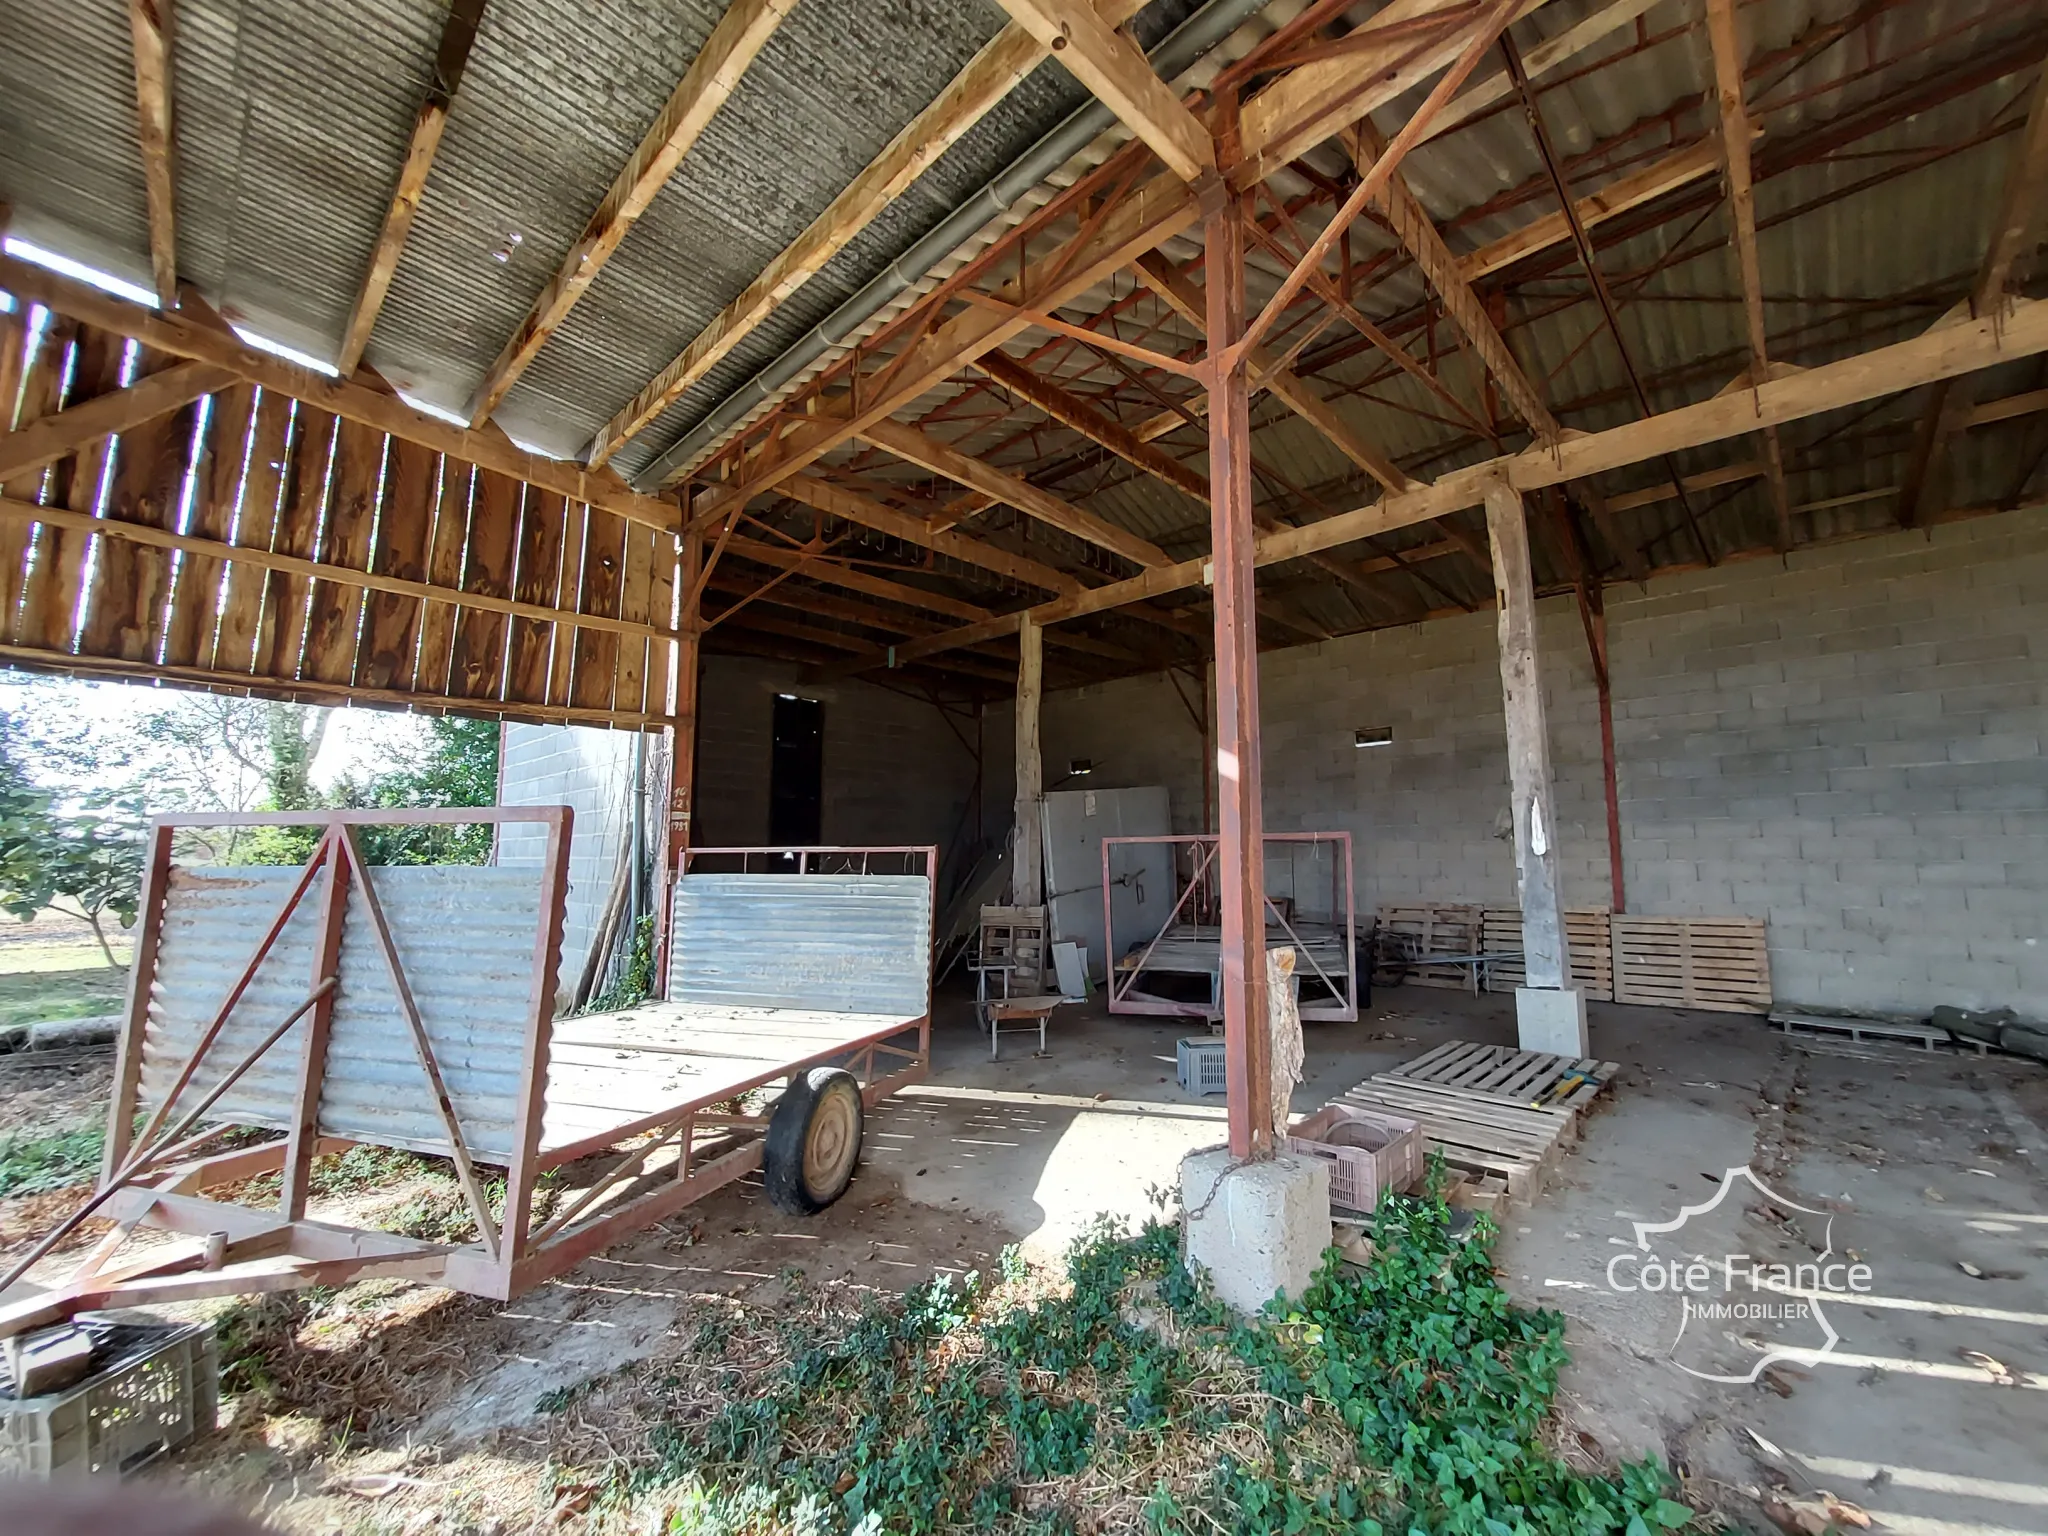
764;1067;865;1215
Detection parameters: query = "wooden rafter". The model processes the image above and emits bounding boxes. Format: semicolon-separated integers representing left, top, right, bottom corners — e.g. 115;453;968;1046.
1896;60;2048;527
971;347;1208;500
126;0;178;308
336;0;488;376
0;359;232;480
779;472;1082;595
855;417;1170;568
991;0;1213;182
2;253;681;534
466;0;800;426
1458;136;1736;283
1703;0;1793;550
1130;252;1413;492
586;0;1148;470
884;296;2048;661
678;0;1563;510
1342;124;1556;439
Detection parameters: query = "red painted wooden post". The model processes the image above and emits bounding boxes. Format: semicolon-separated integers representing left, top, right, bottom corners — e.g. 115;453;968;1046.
1205;94;1273;1160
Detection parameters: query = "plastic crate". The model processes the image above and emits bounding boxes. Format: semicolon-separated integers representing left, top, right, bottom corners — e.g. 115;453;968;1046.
0;1320;217;1479
1286;1104;1423;1214
1176;1036;1227;1095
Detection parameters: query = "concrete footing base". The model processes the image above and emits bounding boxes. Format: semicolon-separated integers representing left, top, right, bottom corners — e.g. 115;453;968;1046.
1180;1148;1331;1315
1516;986;1589;1055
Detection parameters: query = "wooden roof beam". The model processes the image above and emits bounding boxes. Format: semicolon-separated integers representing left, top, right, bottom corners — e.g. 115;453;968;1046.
466;0;799;426
679;0;1564;511
992;0;1214;183
1703;0;1793;551
587;0;1149;469
0;358;233;481
855;416;1171;569
336;0;488;376
778;471;1083;595
890;295;2048;660
1457;135;1735;284
1896;60;2048;528
970;347;1208;500
1130;250;1412;493
126;0;178;308
0;253;681;533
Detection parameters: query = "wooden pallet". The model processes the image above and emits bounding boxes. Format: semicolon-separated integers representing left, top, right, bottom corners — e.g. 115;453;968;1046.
1612;915;1771;1013
1339;1077;1578;1207
1481;908;1614;1000
1379;1039;1618;1113
1768;1011;1989;1056
1376;904;1484;991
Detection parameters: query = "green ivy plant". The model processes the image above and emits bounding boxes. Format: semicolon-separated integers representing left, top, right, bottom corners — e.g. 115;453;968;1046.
626;1171;1698;1536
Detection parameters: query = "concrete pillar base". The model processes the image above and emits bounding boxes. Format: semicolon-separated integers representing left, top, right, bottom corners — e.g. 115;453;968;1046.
1180;1148;1331;1315
1515;986;1589;1056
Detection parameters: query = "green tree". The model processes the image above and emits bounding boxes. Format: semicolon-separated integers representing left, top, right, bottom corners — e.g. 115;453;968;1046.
333;716;500;866
0;712;145;967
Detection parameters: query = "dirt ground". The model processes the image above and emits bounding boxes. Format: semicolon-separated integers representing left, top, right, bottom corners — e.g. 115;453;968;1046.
3;978;2042;1534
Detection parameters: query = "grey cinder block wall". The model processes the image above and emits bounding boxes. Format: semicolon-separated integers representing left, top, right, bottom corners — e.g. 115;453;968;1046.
1007;508;2045;1017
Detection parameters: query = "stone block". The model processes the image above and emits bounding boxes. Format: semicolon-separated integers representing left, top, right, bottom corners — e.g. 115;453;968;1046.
1515;987;1589;1056
1181;1149;1332;1315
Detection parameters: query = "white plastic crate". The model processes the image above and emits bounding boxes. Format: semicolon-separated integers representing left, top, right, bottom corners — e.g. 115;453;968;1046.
0;1320;217;1479
1176;1036;1227;1095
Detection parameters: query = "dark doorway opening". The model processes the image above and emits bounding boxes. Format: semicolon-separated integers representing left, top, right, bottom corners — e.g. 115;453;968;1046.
769;694;824;845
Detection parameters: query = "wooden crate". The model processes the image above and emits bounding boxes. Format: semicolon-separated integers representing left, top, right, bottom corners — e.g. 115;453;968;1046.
1375;904;1483;991
1480;908;1614;1000
1612;916;1771;1013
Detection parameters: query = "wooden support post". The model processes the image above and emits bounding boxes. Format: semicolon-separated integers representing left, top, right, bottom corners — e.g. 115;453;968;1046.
1208;106;1273;1161
1579;584;1626;915
1484;476;1583;1052
1012;611;1044;908
656;527;703;994
281;828;349;1219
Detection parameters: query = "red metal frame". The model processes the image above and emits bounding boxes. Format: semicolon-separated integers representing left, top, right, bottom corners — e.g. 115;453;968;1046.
0;823;935;1336
1100;832;1357;1022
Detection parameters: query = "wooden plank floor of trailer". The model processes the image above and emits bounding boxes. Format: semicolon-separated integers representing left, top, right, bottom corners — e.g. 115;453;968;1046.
539;1002;927;1165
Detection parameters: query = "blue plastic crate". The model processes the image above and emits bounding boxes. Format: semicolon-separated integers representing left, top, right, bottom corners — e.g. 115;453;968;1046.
1176;1035;1227;1095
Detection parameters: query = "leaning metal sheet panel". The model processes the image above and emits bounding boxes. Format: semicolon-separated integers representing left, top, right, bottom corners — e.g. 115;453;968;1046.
138;863;550;1165
139;867;322;1134
668;874;931;1020
317;866;547;1165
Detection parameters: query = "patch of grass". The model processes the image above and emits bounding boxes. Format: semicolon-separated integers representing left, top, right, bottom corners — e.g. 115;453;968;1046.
619;1171;1700;1536
0;1124;105;1196
0;964;129;1031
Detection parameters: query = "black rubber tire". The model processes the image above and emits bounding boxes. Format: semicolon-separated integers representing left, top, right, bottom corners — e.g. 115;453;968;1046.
763;1067;865;1215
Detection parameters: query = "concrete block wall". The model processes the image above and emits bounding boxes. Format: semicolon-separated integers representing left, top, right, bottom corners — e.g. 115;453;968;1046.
498;723;642;1001
1029;509;2047;1016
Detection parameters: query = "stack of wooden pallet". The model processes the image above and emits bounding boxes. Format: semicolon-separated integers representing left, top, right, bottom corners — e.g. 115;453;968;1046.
1480;908;1615;998
1339;1041;1618;1211
1380;905;1773;1014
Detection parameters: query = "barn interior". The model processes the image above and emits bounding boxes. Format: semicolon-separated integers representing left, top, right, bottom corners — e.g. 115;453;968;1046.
0;0;2044;1529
